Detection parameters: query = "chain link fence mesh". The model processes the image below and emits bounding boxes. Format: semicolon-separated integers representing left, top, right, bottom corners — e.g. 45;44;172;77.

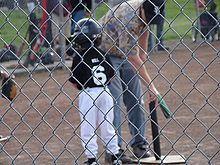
0;0;220;164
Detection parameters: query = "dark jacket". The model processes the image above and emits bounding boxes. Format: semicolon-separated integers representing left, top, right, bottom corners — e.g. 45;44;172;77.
71;0;91;12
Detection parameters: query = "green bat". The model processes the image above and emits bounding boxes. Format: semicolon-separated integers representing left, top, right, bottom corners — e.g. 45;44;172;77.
158;95;171;118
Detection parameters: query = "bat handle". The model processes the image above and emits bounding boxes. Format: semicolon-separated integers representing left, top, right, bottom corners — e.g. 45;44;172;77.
149;101;161;160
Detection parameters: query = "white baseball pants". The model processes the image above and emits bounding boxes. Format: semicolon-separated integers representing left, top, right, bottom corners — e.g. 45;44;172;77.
79;87;119;158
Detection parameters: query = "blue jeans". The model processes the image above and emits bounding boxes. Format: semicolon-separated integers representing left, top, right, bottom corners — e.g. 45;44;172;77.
108;56;146;148
71;9;84;34
148;9;165;50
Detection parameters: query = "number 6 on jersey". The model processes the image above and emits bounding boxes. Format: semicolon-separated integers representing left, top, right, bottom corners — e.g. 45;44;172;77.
92;65;107;85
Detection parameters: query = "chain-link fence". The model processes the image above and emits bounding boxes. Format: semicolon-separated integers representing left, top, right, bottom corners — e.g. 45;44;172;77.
1;0;220;165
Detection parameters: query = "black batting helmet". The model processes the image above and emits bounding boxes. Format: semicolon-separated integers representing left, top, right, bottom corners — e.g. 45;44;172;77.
72;18;102;47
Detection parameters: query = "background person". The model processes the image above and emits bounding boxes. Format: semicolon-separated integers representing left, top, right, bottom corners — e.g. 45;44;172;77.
70;0;91;34
148;0;170;51
99;0;163;163
50;0;72;60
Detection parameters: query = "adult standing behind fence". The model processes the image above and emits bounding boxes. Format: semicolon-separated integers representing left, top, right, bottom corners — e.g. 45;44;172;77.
70;0;91;35
99;0;163;163
108;0;125;8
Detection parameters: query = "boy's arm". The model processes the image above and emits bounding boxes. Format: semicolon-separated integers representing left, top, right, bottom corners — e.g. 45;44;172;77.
71;83;79;90
110;77;115;83
69;56;81;90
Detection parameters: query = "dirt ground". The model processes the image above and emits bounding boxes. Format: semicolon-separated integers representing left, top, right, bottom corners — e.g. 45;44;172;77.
0;39;220;165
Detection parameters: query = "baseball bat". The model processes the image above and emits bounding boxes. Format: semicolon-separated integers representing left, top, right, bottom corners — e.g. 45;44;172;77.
29;38;40;60
149;101;161;160
158;95;171;118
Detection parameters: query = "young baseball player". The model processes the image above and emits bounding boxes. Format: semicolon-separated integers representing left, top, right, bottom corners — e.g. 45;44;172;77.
0;70;9;142
68;18;121;165
1;70;15;142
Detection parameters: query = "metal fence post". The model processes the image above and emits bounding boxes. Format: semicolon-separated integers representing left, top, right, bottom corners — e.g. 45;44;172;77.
59;0;65;65
92;0;95;19
195;0;201;43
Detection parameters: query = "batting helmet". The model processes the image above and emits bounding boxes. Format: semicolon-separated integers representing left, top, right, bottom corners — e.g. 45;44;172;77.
72;18;102;47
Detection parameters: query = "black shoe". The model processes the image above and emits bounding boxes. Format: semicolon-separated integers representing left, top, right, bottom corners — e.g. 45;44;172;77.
158;46;170;51
112;159;122;165
84;158;97;165
133;144;151;158
105;149;132;164
112;154;122;165
84;162;97;165
118;149;133;164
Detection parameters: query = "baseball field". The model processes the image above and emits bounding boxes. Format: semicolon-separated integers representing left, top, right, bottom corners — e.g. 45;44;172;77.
0;39;220;165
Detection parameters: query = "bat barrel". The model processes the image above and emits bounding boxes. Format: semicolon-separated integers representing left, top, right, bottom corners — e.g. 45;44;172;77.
149;101;161;160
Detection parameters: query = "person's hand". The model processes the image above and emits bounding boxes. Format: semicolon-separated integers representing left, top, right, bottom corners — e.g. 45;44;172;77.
85;11;90;17
72;83;78;90
148;85;159;106
0;71;9;79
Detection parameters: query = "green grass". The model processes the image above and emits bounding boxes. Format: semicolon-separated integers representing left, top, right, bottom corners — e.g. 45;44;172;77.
94;2;110;20
163;0;220;41
0;1;219;50
0;7;42;55
0;9;29;47
163;0;198;40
